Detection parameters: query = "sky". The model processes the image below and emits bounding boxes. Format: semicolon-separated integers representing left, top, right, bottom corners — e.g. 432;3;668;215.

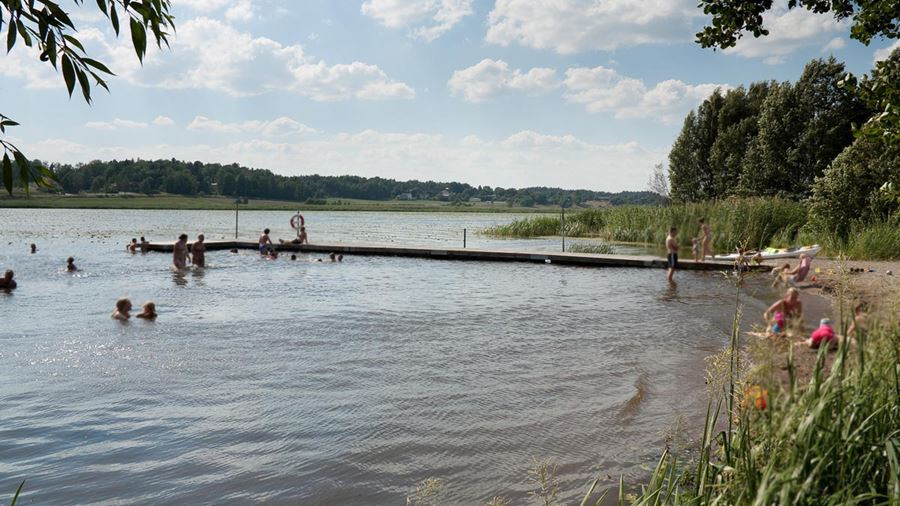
1;0;897;192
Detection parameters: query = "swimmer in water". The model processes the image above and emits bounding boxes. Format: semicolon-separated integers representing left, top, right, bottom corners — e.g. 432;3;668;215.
337;254;343;262
66;257;77;272
139;236;150;253
329;252;336;262
136;301;157;320
127;238;138;253
290;254;297;261
0;269;17;290
30;243;36;254
191;234;206;268
111;298;133;320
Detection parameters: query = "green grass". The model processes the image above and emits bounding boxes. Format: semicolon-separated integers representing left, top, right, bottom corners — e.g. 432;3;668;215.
0;193;558;213
566;242;616;254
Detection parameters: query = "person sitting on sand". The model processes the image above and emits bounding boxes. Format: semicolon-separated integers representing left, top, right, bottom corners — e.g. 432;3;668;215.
30;243;37;254
66;257;77;272
665;227;678;282
846;302;868;339
771;263;791;288
139;236;150;253
764;287;803;335
805;318;837;350
191;234;206;268
136;301;157;320
787;253;812;286
173;234;191;269
0;269;17;290
127;238;138;253
259;228;273;254
111;298;133;320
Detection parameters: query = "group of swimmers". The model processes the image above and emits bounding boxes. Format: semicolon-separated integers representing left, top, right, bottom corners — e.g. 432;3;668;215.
173;234;206;269
0;244;80;291
111;298;157;321
127;237;151;254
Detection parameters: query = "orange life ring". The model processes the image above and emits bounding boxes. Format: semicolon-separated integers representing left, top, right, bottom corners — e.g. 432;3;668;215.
290;213;305;230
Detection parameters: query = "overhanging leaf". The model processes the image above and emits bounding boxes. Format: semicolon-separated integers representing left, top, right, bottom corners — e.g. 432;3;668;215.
61;53;75;96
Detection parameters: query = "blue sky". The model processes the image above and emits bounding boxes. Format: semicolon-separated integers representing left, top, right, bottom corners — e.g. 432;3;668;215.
1;0;896;191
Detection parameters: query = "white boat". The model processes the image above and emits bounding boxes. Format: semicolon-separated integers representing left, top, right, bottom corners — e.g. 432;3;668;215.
714;244;822;261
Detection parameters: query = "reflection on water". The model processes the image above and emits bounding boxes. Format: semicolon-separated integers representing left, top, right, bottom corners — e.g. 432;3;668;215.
0;209;780;504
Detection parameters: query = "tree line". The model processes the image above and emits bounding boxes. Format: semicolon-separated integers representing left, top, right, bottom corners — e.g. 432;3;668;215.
668;50;900;240
36;158;661;207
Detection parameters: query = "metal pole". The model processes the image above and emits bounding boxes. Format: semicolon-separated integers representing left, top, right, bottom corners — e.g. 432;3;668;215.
235;202;239;239
561;205;565;252
463;228;467;248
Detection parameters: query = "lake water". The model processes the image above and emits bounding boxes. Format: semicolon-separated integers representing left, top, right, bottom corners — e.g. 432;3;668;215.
0;209;802;504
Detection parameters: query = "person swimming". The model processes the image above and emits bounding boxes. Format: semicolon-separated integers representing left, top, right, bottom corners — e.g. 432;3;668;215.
29;243;36;254
127;238;138;253
329;252;336;262
139;236;150;253
111;298;133;320
66;257;77;272
136;301;157;320
0;269;17;290
337;254;343;262
290;254;297;261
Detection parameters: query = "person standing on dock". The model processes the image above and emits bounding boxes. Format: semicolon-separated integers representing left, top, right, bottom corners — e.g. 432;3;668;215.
666;227;679;282
173;234;191;269
191;234;206;268
698;218;712;261
259;228;273;254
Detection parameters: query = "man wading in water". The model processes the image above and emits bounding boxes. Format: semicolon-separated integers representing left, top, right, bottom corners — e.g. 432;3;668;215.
666;227;679;283
173;234;191;269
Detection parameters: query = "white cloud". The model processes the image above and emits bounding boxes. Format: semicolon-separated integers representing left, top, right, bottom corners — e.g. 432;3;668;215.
874;40;900;63
723;5;847;64
448;59;559;102
187;116;317;137
225;0;254;22
22;130;665;191
485;0;698;53
564;66;726;123
85;118;149;130
0;18;414;101
822;37;846;52
152;116;176;127
361;0;473;41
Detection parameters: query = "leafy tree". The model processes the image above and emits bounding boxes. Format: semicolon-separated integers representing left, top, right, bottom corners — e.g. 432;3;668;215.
1;0;175;194
807;136;900;238
646;163;670;204
842;47;900;146
697;0;899;49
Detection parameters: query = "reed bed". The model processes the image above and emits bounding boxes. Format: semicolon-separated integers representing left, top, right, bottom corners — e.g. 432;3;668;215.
566;242;616;255
483;198;900;259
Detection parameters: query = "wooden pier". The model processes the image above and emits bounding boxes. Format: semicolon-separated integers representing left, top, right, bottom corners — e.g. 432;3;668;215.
147;240;767;271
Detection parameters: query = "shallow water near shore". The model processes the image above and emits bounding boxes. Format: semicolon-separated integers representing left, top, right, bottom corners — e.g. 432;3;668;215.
0;209;824;504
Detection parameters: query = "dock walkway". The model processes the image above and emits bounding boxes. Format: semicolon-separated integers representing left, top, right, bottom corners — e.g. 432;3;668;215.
147;240;765;271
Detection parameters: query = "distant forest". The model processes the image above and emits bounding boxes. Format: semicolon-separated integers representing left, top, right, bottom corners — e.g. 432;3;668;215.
38;159;662;207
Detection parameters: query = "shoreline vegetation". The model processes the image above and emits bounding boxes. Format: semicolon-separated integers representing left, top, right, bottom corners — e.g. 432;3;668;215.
482;198;900;260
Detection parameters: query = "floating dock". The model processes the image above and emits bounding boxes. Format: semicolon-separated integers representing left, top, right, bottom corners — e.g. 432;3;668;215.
147;240;767;271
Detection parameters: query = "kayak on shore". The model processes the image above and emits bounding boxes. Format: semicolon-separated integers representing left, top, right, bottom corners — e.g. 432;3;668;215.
714;244;822;261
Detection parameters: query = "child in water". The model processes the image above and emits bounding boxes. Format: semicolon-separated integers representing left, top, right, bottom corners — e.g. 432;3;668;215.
136;301;157;320
111;298;133;320
66;257;77;272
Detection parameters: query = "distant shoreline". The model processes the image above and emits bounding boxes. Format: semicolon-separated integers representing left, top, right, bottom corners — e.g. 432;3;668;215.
0;194;561;213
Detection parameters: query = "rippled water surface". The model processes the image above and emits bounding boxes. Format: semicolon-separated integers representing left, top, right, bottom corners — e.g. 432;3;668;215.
1;209;787;504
